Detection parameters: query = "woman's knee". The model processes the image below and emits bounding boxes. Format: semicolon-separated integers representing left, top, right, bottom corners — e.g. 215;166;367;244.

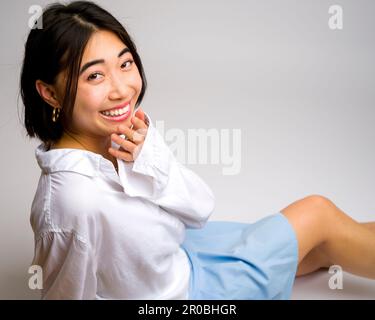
302;195;343;226
280;194;338;256
281;194;335;222
304;194;336;208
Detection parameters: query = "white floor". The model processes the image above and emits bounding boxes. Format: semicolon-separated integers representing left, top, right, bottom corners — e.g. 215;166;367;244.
2;269;375;300
291;270;375;300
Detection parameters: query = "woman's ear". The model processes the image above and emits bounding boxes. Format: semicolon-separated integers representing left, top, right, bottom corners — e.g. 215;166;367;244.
35;80;61;109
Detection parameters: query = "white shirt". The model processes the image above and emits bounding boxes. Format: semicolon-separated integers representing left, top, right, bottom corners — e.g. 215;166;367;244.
30;112;215;300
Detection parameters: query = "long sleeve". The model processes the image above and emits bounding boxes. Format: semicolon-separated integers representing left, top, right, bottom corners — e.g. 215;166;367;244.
118;113;216;228
31;230;97;299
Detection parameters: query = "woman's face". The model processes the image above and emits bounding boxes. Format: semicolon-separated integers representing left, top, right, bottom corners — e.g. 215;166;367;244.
58;29;143;142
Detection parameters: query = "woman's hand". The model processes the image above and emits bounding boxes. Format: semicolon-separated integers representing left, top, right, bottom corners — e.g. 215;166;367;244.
109;108;149;162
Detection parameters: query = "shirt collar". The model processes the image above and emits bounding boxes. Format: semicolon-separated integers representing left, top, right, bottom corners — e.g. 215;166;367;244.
35;144;102;177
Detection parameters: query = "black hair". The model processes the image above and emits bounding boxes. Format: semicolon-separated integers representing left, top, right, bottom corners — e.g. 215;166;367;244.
20;0;147;146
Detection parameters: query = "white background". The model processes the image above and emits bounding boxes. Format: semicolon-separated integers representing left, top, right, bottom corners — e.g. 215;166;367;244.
0;0;374;299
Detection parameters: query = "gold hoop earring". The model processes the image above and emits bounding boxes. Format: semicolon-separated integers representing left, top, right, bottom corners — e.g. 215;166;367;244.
52;107;61;122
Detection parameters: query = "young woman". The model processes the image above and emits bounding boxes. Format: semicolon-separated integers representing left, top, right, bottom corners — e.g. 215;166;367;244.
21;1;375;300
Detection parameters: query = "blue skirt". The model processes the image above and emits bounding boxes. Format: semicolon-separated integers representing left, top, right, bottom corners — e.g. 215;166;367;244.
181;212;299;300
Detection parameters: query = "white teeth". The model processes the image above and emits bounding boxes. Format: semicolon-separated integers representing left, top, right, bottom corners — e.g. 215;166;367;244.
101;104;130;117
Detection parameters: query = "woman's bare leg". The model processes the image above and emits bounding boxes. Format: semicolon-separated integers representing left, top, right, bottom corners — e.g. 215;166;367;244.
362;222;375;233
280;195;375;279
295;245;331;276
296;221;375;277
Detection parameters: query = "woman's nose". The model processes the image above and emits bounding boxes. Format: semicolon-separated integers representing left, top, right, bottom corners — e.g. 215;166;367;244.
108;73;128;100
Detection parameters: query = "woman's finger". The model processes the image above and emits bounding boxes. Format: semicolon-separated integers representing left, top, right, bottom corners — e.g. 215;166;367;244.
111;133;136;152
118;123;146;144
131;115;148;130
118;125;135;142
135;108;145;121
108;147;133;162
131;117;148;136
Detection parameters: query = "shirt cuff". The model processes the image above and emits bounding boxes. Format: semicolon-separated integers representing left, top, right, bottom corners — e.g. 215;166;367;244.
118;112;174;197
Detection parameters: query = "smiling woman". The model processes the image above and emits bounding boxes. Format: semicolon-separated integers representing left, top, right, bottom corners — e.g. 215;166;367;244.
44;30;144;158
21;2;147;165
20;0;375;301
20;0;214;300
21;1;151;172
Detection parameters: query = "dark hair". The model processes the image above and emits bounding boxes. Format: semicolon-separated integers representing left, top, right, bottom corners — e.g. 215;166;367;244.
20;1;147;146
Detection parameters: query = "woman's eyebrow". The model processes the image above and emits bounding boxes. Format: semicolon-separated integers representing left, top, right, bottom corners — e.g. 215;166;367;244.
79;47;131;75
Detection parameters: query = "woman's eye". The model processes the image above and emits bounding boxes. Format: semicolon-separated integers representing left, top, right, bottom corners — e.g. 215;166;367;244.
86;60;133;81
121;59;134;69
87;72;102;81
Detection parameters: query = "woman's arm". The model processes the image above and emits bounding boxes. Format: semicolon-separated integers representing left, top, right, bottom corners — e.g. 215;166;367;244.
116;112;216;228
32;230;97;299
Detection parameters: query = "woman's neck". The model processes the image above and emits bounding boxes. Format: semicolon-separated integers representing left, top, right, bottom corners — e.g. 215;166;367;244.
50;133;118;172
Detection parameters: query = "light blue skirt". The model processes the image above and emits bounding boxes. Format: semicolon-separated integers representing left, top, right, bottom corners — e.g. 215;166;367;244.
181;212;299;300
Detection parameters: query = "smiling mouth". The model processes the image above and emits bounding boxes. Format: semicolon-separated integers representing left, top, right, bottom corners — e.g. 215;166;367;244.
100;103;130;117
99;103;131;121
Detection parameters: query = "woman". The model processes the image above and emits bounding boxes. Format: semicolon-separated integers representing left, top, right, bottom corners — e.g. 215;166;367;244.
20;1;375;299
